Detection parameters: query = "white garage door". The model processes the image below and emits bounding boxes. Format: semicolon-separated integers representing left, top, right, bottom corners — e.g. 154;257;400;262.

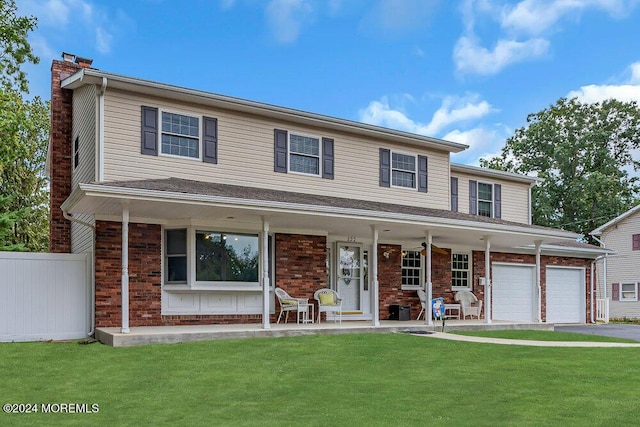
492;264;535;322
546;267;584;324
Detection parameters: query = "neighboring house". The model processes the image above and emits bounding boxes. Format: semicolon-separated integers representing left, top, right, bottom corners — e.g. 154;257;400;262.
591;204;640;319
48;53;609;334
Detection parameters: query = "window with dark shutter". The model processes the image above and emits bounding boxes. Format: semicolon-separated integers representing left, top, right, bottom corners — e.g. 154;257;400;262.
469;180;477;215
633;234;640;251
451;177;458;212
379;148;390;187
202;117;218;164
612;283;620;301
141;106;158;156
274;129;288;173
494;183;502;219
322;138;334;179
418;155;428;193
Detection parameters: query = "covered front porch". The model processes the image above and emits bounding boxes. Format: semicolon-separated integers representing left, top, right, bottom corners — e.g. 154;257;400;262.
95;319;554;346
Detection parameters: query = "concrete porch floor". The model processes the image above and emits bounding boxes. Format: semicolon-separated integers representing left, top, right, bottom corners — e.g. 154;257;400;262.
96;319;555;346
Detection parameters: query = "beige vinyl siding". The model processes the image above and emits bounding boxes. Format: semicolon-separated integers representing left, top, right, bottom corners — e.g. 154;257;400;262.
452;172;530;224
71;85;97;255
102;90;452;210
596;212;640;317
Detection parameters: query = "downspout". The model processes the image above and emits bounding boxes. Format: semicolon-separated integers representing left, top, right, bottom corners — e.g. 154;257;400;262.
62;210;96;337
97;77;107;181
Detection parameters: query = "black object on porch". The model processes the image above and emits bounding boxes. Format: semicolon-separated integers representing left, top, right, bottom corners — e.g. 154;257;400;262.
388;304;411;321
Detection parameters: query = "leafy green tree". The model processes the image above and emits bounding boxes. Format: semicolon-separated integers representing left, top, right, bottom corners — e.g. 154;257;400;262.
481;97;640;241
0;0;38;93
0;0;46;251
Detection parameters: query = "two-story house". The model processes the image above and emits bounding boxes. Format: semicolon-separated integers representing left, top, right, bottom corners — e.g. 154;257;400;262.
48;54;609;334
591;204;640;319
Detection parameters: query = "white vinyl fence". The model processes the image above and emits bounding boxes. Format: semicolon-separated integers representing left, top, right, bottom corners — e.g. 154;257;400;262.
1;252;90;342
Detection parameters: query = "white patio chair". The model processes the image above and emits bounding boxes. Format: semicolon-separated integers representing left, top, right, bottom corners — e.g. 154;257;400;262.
416;289;428;320
454;290;483;319
275;287;309;324
314;288;342;324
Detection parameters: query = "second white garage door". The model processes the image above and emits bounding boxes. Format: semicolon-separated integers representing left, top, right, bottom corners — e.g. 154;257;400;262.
546;267;584;324
492;264;536;322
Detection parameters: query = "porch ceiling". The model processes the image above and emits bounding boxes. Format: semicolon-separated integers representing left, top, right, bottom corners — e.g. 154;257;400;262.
61;178;594;254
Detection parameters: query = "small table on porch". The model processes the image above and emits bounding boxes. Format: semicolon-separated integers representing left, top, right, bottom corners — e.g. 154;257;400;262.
297;303;315;324
444;304;461;320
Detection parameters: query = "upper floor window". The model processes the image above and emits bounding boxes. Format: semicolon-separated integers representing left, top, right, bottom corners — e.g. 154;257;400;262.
401;250;422;288
289;133;321;176
451;253;471;289
161;112;200;159
379;149;428;192
477;182;493;217
274;129;334;179
469;180;501;219
633;234;640;251
141;106;218;164
392;152;416;189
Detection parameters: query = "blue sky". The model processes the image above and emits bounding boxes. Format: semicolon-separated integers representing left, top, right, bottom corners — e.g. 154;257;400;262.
17;0;640;166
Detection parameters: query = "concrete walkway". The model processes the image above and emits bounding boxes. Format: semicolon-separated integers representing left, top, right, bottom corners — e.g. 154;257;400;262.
419;331;640;347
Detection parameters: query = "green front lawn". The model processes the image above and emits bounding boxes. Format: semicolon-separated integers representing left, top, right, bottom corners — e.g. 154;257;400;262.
1;333;639;426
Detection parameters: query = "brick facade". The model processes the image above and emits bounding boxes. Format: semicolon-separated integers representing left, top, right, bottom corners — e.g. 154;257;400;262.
275;233;327;322
49;58;92;253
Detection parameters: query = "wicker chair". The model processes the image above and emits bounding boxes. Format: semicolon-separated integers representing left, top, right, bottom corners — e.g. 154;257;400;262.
275;287;309;324
454;290;483;319
314;288;342;324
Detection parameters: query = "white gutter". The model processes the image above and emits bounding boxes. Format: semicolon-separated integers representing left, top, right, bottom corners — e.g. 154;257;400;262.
97;77;107;181
62;209;96;337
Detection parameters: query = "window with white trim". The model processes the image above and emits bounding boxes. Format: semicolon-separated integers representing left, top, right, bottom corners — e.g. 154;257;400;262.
620;282;638;301
402;250;421;288
161;111;200;158
289;133;320;175
477;182;493;217
392;152;416;189
451;253;471;289
164;228;261;286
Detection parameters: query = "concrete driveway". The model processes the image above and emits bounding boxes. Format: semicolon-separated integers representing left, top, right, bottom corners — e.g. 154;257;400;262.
555;324;640;341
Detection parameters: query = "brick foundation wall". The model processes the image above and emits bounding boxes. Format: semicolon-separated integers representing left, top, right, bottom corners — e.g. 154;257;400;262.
472;251;592;322
275;233;327;322
95;221;162;327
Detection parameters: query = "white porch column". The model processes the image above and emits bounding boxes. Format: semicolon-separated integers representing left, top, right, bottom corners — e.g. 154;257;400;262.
484;236;491;324
370;225;380;326
425;231;433;326
535;240;542;323
262;218;271;329
121;204;130;334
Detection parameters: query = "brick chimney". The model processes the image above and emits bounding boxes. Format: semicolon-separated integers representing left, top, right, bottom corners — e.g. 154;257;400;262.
49;52;93;253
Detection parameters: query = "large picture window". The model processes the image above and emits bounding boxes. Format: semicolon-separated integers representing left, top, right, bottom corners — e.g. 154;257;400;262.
392;152;416;189
289;133;321;175
161;111;200;158
195;231;259;282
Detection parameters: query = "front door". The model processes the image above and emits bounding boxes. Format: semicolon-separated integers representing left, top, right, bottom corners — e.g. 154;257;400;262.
336;244;370;316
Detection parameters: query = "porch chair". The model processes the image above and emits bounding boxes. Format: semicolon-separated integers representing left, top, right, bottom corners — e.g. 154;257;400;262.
314;288;342;324
275;287;310;324
416;289;428;320
454;290;483;319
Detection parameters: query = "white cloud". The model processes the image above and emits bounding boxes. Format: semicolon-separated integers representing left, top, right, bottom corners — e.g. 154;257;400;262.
501;0;639;35
95;27;113;54
265;0;314;43
358;94;494;137
220;0;236;10
446;127;509;165
43;0;71;26
454;35;549;75
359;0;440;37
567;61;640;103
